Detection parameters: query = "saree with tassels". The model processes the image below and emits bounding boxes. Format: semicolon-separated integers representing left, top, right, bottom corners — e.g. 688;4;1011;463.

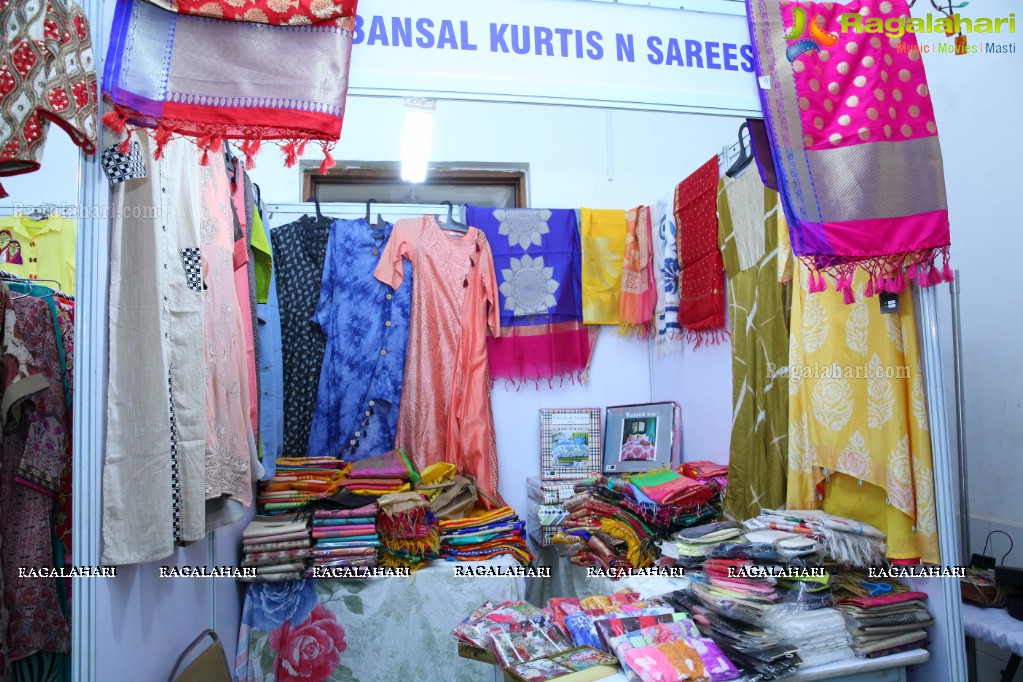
139;0;357;24
102;0;356;172
465;206;597;384
675;157;727;346
787;262;939;564
581;209;627;325
746;0;951;301
619;206;656;337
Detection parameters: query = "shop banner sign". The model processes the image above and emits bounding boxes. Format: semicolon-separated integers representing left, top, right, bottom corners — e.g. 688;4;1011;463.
349;0;762;116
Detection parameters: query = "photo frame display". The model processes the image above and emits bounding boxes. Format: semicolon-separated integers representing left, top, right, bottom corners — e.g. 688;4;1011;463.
602;402;680;474
539;408;602;480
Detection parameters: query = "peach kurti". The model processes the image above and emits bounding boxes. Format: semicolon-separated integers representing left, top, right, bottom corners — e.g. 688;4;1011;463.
374;216;501;499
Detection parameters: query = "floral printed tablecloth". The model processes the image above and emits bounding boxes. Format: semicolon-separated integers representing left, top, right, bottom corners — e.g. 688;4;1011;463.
235;557;525;682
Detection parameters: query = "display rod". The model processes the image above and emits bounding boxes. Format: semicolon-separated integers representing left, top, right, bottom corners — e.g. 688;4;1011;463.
74;2;106;681
917;284;968;682
950;273;970;565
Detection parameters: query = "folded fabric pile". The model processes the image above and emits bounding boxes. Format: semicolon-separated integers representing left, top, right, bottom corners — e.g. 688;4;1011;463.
558;481;658;571
376;492;439;571
624;469;720;537
763;608;855;668
836;591;934;659
335;449;419;496
439;506;533;566
305;502;379;575
681;460;729;502
239;513;311;582
526;500;569;547
669;522;745;567
754;509;887;569
553;471;723;572
257;457;346;513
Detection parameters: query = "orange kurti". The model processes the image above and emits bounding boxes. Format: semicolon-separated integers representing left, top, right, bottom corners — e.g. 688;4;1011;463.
374;216;502;500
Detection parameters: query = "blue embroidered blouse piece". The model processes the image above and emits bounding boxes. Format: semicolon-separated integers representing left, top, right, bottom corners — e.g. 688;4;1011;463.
306;218;413;461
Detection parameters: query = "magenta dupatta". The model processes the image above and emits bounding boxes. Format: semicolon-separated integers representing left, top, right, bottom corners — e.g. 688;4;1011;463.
747;0;952;302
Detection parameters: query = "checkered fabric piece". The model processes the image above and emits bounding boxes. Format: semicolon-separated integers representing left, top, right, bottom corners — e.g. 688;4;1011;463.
179;248;204;292
101;141;146;184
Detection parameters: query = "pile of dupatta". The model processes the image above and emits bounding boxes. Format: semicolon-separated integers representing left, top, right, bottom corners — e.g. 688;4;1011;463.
465;206;597;384
439;506;533;565
102;0;358;172
746;0;952;300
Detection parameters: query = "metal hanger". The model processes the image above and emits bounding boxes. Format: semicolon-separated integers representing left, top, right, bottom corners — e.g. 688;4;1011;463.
436;200;468;233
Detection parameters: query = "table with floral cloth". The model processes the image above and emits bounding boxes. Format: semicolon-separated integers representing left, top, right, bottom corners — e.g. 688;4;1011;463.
235;556;525;682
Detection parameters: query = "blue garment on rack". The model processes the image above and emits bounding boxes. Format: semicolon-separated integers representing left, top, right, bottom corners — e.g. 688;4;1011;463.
306;218;412;461
257;266;284;480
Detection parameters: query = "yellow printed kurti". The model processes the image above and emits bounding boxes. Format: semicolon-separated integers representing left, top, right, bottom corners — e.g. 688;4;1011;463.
581;208;627;325
718;173;790;521
0;215;76;294
787;263;939;563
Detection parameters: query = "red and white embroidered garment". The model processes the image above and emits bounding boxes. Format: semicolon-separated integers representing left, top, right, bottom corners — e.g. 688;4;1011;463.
0;0;98;197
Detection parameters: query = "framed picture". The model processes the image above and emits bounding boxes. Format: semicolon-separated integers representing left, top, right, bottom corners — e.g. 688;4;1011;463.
602;402;680;474
539;408;602;480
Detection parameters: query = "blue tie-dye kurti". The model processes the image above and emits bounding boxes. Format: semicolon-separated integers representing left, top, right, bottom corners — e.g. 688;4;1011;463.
306;219;412;460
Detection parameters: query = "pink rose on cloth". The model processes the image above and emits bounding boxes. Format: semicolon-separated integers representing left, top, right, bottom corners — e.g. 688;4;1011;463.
269;605;347;682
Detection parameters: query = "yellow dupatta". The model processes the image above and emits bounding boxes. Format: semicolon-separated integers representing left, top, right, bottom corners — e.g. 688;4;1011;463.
581;208;627;325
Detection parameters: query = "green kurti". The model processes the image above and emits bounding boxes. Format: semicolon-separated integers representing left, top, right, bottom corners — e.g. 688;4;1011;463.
717;170;790;521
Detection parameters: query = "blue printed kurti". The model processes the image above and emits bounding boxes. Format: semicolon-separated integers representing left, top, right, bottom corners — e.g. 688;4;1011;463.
306;219;412;460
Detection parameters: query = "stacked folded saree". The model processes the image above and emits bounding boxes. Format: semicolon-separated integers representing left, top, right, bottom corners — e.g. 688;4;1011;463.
836;591;933;658
306;502;379;574
257;457;346;513
439;506;533;566
335;449;418;496
376;492;438;571
755;509;887;569
239;513;312;582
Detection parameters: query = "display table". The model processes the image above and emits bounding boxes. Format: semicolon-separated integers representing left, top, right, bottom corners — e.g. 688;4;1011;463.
962;603;1023;681
234;557;525;682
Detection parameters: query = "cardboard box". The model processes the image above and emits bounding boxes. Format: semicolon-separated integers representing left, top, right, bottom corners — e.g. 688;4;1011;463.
457;642;497;665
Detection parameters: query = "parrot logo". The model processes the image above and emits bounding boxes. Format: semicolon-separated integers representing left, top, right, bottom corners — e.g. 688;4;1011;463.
786;6;841;61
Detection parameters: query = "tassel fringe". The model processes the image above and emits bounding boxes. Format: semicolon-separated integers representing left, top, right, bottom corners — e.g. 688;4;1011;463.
803;245;953;304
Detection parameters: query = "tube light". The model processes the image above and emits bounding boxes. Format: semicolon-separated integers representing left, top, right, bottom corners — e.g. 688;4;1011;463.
400;99;436;183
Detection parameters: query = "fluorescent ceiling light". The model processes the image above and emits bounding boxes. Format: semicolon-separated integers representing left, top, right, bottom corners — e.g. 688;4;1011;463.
401;98;436;183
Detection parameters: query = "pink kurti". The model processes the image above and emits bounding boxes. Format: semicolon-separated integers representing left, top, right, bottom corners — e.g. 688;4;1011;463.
374;216;502;500
200;156;254;509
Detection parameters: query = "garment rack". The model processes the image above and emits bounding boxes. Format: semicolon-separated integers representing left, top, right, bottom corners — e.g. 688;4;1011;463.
265;202;467;225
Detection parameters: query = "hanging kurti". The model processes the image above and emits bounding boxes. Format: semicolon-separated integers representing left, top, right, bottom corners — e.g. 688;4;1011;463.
0;285;71;666
308;218;412;461
374;217;502;499
718;171;790;521
271;216;331;455
199;155;257;520
787;263;939;564
103;132;207;564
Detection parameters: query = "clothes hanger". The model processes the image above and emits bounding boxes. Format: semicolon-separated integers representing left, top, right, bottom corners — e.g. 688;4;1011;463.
2;275;61;299
725;121;754;178
437;200;468;234
365;198;377;224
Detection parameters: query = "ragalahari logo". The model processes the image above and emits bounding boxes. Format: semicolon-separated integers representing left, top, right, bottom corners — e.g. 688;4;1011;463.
785;7;840;61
